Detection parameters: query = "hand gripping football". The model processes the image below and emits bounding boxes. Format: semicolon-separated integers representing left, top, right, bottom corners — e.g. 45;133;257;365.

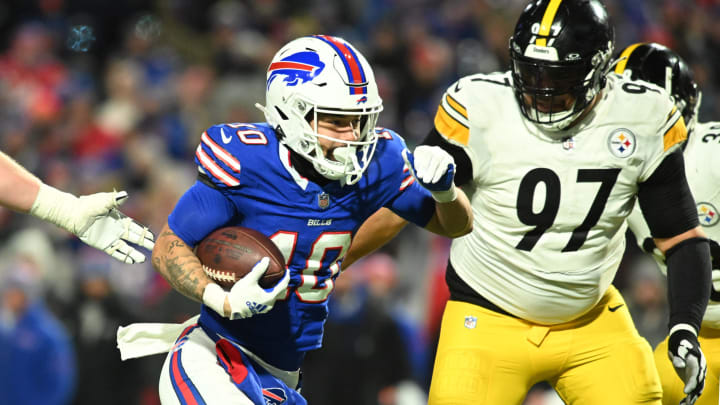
196;226;286;290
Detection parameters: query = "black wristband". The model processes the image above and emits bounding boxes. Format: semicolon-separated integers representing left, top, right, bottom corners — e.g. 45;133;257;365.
666;237;712;332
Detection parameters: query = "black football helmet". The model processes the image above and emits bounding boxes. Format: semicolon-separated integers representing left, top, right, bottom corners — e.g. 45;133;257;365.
614;42;701;135
510;0;615;131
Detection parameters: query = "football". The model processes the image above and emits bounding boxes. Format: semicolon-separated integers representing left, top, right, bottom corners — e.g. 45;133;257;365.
196;226;286;290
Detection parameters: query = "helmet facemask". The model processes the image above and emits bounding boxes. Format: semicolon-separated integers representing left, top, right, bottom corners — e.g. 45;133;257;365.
295;99;380;185
511;41;612;132
508;0;615;133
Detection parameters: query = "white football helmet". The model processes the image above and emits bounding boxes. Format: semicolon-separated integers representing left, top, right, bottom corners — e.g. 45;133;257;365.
258;35;383;185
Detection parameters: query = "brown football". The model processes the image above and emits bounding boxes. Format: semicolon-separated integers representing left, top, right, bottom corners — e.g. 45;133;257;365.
196;226;286;290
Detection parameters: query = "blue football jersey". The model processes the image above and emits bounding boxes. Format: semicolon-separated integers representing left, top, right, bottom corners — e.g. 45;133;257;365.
168;122;435;371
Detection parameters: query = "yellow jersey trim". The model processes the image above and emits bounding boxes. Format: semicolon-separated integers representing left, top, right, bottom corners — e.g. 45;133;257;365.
435;105;470;146
664;115;687;152
445;93;468;120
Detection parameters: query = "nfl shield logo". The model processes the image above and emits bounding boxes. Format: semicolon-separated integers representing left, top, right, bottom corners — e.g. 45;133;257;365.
318;192;330;209
464;316;477;329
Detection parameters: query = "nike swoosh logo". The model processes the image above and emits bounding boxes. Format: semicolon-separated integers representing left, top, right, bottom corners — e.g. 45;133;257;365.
608;304;624;312
220;128;232;144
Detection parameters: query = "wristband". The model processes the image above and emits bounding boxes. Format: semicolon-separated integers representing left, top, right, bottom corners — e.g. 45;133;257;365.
669;323;698;337
29;183;79;231
202;283;227;317
431;184;458;203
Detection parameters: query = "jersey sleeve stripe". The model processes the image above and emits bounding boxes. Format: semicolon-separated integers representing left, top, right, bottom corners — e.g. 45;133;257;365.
195;145;240;187
400;175;415;191
445;93;468;120
434;104;470;146
201;132;241;172
663;113;688;152
441;94;469;127
400;166;415;191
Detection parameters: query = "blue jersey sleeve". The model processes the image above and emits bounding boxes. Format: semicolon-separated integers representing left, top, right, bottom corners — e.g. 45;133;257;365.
387;178;435;227
194;124;245;188
371;128;436;227
167;180;238;246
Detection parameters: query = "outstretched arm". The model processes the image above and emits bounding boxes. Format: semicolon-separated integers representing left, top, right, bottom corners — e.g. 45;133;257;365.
1;151;154;263
343;208;408;270
0;150;43;212
639;150;711;404
343;145;473;270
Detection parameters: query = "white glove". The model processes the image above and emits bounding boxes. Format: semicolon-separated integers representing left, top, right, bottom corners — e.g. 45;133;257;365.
203;257;290;320
30;184;155;264
402;145;457;203
667;324;707;405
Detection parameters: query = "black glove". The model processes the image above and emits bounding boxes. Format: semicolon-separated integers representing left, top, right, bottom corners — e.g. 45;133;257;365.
667;325;707;405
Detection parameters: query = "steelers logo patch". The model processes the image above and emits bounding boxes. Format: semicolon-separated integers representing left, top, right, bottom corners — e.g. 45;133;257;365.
607;129;636;158
697;202;719;227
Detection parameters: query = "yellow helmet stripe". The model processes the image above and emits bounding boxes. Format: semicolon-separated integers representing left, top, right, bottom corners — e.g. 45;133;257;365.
614;42;645;74
536;0;563;47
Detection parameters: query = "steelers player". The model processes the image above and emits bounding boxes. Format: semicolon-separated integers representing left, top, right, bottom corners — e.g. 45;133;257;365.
345;0;711;403
618;42;719;405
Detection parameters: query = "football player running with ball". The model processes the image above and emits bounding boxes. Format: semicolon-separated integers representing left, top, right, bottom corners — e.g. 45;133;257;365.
144;35;472;404
346;1;710;404
618;42;719;405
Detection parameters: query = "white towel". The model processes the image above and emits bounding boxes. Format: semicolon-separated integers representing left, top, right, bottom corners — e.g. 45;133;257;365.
116;314;200;360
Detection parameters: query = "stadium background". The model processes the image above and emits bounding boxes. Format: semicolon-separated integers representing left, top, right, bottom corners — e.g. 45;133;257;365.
0;0;717;404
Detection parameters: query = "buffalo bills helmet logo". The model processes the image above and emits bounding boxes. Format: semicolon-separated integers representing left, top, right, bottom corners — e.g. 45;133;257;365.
267;51;325;90
262;387;287;404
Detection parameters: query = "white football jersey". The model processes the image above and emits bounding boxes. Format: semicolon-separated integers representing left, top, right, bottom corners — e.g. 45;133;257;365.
436;71;686;324
627;120;720;328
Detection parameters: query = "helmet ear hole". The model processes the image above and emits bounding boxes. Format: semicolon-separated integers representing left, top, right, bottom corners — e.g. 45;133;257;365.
304;108;315;124
275;106;288;121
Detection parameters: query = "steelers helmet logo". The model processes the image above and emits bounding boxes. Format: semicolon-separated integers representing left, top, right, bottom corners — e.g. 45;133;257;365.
607;129;636;158
697;202;719;227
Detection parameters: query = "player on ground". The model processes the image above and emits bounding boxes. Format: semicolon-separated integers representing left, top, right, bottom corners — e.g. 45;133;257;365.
0;150;154;263
619;42;718;405
147;35;472;404
345;1;711;404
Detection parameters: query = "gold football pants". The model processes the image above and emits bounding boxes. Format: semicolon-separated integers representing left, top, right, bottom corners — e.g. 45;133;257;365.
428;285;662;404
654;325;720;405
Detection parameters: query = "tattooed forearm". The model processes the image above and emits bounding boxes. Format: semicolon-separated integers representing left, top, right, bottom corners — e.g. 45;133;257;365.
168;239;185;255
152;223;212;303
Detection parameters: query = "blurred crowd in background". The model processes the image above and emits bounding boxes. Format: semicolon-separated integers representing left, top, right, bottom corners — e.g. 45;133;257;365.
0;0;718;404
